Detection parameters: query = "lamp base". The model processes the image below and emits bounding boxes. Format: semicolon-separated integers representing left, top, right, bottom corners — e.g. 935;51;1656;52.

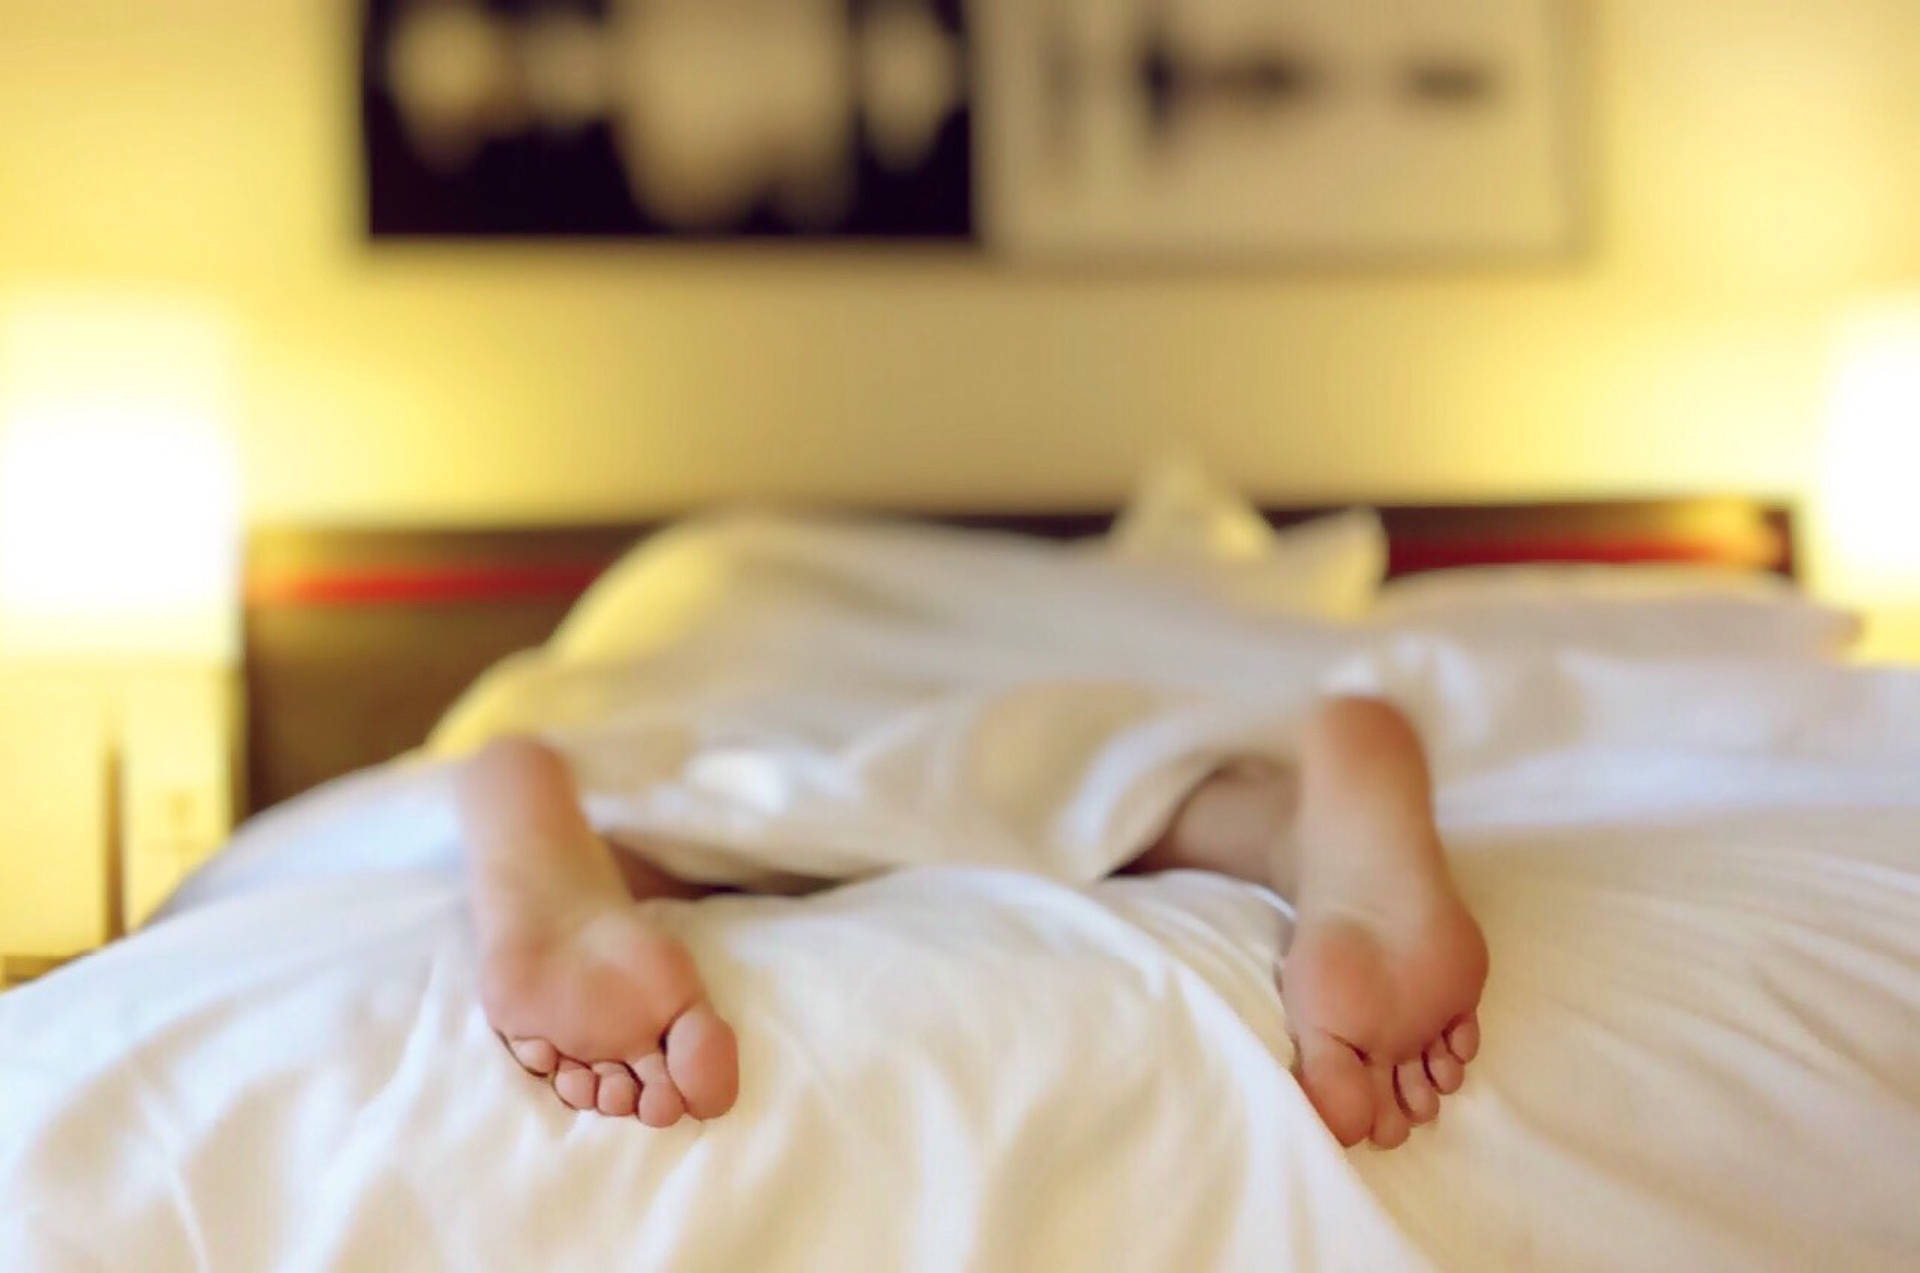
1856;606;1920;665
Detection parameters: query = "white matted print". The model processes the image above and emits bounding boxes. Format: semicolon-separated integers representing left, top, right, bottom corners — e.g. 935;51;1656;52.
974;0;1579;261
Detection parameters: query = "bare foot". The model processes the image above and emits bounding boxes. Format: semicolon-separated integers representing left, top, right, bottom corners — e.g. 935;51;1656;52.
1132;699;1487;1148
481;895;739;1125
458;739;739;1125
1282;884;1486;1148
1281;702;1488;1149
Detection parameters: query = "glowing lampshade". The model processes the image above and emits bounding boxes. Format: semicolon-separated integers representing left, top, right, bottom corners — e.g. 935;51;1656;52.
1816;301;1920;658
0;298;240;661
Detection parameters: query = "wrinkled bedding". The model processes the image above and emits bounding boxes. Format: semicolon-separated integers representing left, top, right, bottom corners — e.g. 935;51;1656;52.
5;515;1918;1271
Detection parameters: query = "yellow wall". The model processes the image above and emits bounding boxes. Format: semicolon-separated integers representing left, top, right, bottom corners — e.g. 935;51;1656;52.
2;0;1917;525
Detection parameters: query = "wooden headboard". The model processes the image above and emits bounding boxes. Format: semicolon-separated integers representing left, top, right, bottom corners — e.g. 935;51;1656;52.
243;499;1794;816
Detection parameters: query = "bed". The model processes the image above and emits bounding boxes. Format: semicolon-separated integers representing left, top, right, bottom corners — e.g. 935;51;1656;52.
4;491;1916;1272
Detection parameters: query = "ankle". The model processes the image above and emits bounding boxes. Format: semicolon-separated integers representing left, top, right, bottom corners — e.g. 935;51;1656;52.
1149;760;1299;887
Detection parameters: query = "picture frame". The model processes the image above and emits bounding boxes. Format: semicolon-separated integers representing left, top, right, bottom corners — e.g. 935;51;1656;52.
361;0;1581;263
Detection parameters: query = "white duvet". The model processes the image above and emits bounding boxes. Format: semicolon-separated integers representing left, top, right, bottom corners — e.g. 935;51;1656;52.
4;515;1919;1272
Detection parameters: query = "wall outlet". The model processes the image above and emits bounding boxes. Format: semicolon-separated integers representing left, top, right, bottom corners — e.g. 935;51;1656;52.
119;665;237;929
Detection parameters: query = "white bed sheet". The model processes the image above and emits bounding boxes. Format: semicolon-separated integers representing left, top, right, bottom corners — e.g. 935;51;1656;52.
4;520;1919;1271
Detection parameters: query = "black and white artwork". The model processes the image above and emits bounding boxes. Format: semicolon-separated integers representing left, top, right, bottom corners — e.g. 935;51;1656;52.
362;0;1577;259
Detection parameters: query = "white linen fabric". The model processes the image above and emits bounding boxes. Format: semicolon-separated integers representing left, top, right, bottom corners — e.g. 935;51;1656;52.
4;518;1918;1272
1102;459;1387;621
435;510;1356;889
546;507;1368;670
1371;563;1862;659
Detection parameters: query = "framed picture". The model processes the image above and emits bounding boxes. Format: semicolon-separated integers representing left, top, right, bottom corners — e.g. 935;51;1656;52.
362;0;1580;262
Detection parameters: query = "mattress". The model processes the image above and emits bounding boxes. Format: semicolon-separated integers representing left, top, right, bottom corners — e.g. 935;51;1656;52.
4;516;1917;1271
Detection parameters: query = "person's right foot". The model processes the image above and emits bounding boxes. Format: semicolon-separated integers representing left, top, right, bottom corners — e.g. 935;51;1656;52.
1277;701;1488;1148
1134;704;1488;1150
1280;882;1486;1150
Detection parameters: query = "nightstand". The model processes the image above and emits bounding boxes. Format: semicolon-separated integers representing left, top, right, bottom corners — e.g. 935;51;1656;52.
0;662;238;966
0;671;111;962
1;954;75;991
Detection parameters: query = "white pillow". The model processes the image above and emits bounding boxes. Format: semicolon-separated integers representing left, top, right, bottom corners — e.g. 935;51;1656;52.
1104;460;1386;621
1372;564;1862;659
548;470;1380;673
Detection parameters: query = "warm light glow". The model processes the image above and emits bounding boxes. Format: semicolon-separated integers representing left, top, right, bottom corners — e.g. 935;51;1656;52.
0;298;240;660
1818;305;1920;603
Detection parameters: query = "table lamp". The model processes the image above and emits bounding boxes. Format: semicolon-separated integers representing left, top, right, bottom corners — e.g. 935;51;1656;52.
1816;300;1920;663
0;296;241;944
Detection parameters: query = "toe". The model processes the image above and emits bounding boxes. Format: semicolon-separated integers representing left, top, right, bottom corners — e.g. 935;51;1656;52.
1394;1058;1440;1124
594;1062;640;1117
553;1059;599;1111
506;1036;560;1077
665;1001;739;1120
634;1053;688;1128
1368;1066;1411;1149
1295;1031;1376;1148
1424;1041;1464;1094
1445;1013;1481;1064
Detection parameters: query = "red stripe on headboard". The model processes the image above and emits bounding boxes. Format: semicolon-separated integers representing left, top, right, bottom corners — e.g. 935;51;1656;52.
249;534;1775;609
249;561;610;607
1387;535;1779;575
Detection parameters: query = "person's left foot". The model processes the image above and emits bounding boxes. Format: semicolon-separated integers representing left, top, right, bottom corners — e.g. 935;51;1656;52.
482;892;738;1126
458;738;739;1126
